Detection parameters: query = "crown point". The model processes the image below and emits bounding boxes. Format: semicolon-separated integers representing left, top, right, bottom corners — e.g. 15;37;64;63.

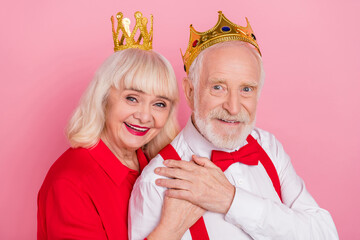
122;18;131;37
111;11;153;51
135;11;142;18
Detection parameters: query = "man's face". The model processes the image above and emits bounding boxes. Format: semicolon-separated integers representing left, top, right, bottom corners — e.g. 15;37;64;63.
187;44;262;149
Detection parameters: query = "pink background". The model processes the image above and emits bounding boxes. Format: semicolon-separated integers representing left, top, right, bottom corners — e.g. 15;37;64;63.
1;0;359;239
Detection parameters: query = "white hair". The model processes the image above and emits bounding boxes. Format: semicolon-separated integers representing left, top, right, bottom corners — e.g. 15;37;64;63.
188;41;265;97
66;48;179;158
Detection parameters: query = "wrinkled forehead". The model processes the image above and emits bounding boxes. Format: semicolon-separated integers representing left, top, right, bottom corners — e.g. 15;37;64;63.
200;45;261;83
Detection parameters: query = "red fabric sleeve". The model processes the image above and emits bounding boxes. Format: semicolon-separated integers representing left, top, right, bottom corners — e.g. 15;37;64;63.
39;179;108;240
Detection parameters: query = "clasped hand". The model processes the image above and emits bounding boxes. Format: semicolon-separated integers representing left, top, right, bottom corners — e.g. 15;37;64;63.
155;155;235;214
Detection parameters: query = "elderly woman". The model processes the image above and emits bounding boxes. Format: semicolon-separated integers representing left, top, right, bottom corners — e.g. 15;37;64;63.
37;47;178;239
37;12;203;240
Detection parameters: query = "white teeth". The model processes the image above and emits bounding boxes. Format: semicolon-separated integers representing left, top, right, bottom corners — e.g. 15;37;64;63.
221;119;238;123
125;123;148;132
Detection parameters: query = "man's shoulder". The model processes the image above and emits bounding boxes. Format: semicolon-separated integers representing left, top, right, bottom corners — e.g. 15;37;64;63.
251;127;289;168
251;127;281;147
139;130;188;183
139;154;165;183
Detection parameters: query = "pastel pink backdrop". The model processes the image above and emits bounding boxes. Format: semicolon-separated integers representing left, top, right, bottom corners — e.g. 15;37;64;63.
1;0;359;239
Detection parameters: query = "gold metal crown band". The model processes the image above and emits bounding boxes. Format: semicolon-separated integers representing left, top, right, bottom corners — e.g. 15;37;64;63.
111;11;153;51
181;11;261;74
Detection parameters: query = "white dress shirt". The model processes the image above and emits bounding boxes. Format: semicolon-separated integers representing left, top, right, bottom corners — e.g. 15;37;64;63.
128;119;338;239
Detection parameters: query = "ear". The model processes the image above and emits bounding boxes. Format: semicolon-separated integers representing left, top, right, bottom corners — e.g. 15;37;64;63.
182;77;195;111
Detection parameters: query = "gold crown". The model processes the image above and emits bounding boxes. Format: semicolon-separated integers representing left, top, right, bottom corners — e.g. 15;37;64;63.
111;11;153;51
181;11;261;74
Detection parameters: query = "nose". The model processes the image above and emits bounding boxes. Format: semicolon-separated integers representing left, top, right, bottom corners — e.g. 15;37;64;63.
133;105;152;123
223;91;241;116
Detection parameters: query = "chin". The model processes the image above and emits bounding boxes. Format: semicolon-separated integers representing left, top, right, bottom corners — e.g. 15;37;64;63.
122;139;146;150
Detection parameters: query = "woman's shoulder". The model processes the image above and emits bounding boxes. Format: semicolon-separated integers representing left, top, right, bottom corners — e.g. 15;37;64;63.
40;147;99;190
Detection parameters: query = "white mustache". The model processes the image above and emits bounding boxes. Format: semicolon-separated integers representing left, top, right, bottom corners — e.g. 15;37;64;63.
208;108;250;123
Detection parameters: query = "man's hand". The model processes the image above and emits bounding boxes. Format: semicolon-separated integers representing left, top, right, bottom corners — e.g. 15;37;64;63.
147;196;205;240
155;155;235;214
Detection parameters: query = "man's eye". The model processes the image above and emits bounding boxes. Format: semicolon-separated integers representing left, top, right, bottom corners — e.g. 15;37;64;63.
243;87;252;92
213;85;222;90
126;96;137;102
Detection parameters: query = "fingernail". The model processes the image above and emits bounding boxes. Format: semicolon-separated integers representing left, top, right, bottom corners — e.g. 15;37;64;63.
154;168;160;173
163;160;168;165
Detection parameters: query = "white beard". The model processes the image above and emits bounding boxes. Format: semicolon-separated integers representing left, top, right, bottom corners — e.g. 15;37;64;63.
193;106;255;150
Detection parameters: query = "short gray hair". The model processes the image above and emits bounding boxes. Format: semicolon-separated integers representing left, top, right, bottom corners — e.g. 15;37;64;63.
188;41;265;96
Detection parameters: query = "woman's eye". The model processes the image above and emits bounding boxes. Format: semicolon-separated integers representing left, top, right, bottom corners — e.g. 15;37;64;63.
126;96;138;103
154;102;166;108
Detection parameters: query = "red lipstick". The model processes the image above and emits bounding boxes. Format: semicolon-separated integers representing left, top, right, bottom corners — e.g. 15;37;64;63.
124;122;150;136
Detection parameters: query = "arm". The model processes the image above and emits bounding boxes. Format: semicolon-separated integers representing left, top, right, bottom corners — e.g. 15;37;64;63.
147;196;205;240
224;157;338;239
156;142;338;239
38;179;107;240
128;176;164;240
128;158;204;240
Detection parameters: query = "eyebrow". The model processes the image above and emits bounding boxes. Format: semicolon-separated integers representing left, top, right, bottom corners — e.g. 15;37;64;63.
208;78;226;84
245;81;258;87
127;88;171;101
208;78;258;87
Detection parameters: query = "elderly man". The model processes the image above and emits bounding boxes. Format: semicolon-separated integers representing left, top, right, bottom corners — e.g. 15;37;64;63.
129;12;338;239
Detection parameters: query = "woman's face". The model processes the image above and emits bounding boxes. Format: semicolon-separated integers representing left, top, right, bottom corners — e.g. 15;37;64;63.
102;87;172;152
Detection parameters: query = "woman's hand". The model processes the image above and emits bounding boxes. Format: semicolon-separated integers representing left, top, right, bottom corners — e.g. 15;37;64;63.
147;196;205;240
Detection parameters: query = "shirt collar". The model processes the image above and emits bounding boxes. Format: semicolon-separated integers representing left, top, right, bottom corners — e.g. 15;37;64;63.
88;139;148;187
183;118;247;159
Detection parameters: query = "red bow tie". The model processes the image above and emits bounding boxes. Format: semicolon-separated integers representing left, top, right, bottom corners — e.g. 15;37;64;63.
211;136;260;172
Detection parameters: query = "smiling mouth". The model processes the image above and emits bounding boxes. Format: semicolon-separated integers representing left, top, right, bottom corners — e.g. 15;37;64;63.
124;122;150;136
125;122;149;132
218;118;241;124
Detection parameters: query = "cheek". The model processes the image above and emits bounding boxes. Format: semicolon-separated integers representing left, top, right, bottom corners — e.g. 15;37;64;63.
154;110;171;128
244;99;258;118
198;96;221;117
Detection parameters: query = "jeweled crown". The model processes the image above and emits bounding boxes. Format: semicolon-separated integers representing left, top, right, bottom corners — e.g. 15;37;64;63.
111;11;153;51
181;11;261;74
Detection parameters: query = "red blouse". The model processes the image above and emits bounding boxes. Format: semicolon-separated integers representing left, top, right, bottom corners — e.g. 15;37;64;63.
37;140;148;240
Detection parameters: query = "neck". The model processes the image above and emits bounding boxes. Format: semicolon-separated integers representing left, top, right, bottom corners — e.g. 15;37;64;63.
101;133;139;171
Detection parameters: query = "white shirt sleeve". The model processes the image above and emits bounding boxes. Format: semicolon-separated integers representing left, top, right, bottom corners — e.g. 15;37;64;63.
224;134;339;239
128;157;166;240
